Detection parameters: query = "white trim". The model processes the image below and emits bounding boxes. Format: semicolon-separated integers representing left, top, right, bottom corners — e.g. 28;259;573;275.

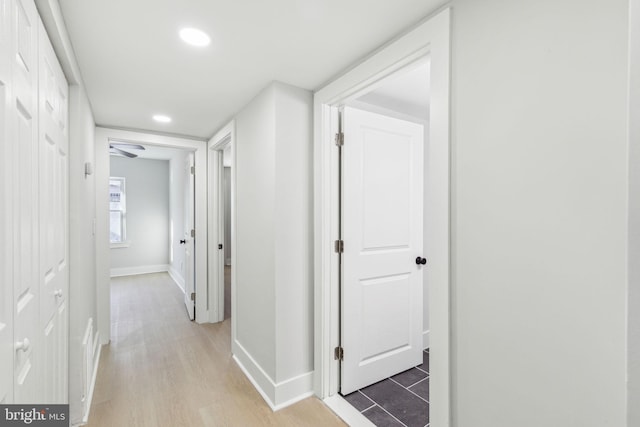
313;8;451;427
423;330;430;350
110;264;169;277
208;121;236;325
168;266;185;293
233;340;314;411
109;241;130;249
323;394;376;427
80;331;102;426
95;126;209;339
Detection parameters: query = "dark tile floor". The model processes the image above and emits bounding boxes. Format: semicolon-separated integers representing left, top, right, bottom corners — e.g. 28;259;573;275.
342;349;430;427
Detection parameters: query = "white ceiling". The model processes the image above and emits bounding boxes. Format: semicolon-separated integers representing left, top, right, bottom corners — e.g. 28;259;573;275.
58;0;445;139
109;141;191;160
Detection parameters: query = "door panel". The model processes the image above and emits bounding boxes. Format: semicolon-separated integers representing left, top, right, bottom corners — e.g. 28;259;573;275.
38;20;69;403
0;0;12;404
341;107;424;394
12;0;38;403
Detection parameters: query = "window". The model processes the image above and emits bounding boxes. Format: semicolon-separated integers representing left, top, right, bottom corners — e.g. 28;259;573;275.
109;177;126;244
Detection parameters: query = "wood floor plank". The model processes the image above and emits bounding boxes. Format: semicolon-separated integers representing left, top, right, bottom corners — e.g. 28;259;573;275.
86;273;345;427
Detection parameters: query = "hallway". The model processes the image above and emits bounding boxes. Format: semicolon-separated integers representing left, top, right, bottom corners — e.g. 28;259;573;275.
87;273;345;426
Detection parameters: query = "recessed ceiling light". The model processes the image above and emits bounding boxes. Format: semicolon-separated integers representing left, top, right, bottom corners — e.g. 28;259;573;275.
153;114;172;123
179;28;211;47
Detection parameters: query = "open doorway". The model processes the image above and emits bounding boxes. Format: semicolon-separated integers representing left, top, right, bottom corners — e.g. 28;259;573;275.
222;145;232;320
108;142;197;319
95;127;209;346
208;121;236;329
337;60;431;426
314;8;450;427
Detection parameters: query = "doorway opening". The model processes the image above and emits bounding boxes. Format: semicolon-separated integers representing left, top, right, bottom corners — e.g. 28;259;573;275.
314;8;450;427
338;59;431;426
95;126;209;346
208;121;236;335
108;141;197;319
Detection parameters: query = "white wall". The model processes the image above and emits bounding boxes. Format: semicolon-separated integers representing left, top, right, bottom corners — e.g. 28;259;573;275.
169;151;189;290
274;82;314;383
450;1;628;426
95;129;110;345
235;84;277;379
234;81;314;407
110;157;170;274
68;85;98;425
628;0;640;425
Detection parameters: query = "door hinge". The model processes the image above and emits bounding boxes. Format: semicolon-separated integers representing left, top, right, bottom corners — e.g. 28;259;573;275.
191;229;195;238
334;132;344;147
334;240;344;253
334;346;344;361
190;292;196;302
190;166;195;175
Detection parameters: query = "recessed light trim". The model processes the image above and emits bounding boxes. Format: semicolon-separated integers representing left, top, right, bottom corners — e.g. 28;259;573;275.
179;27;211;47
153;114;172;123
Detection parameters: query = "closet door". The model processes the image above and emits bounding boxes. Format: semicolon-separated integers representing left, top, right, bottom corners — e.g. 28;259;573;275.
0;0;14;404
38;18;69;403
12;0;41;403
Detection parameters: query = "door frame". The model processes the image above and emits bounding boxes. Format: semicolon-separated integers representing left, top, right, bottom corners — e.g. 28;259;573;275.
313;7;451;426
94;126;209;344
207;121;236;332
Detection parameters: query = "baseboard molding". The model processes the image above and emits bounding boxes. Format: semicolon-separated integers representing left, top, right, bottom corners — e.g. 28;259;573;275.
423;330;430;350
81;331;102;425
168;266;185;293
110;264;169;277
233;340;313;411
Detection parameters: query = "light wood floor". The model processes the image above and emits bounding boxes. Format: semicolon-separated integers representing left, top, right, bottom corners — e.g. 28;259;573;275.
87;273;345;427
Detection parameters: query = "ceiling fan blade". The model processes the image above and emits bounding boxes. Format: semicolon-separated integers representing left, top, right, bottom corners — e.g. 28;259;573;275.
110;143;146;151
110;147;137;158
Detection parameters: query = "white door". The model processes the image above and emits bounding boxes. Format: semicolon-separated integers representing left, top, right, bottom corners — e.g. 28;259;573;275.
183;154;195;320
0;0;13;405
12;0;41;403
341;106;424;394
38;19;69;403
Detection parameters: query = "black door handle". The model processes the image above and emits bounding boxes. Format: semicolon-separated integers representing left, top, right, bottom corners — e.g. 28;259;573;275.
179;239;186;244
415;257;427;265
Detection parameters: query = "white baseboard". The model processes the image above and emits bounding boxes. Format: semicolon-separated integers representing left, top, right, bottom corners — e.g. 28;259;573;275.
81;331;102;425
423;330;430;350
233;340;313;411
110;264;169;277
168;266;185;293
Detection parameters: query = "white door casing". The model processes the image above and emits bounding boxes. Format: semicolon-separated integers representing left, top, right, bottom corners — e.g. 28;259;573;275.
183;154;195;320
216;152;225;321
38;18;68;403
314;9;450;425
207;122;235;326
0;0;14;405
341;107;424;394
12;0;40;403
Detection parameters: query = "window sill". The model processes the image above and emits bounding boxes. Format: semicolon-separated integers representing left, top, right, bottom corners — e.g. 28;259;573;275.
110;241;131;249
